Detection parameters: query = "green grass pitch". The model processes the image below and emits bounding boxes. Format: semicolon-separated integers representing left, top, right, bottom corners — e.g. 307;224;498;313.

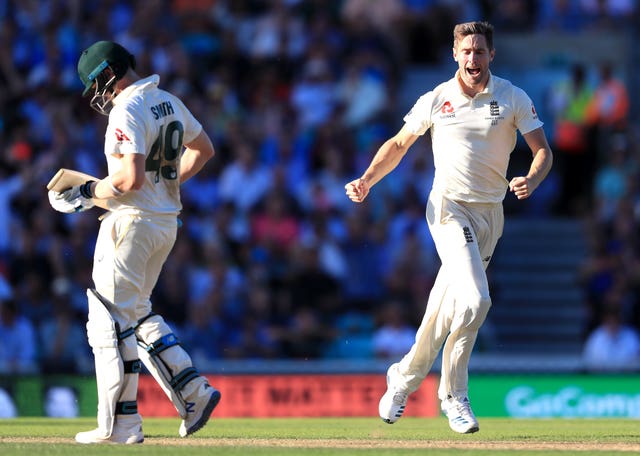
1;417;639;455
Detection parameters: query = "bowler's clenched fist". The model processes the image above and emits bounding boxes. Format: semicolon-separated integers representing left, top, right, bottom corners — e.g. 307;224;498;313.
345;178;369;203
509;176;532;200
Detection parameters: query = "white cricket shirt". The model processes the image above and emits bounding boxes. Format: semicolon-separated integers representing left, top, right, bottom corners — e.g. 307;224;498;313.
403;71;543;203
103;75;203;215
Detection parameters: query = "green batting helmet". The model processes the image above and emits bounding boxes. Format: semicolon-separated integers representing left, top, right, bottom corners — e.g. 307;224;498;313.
77;41;136;97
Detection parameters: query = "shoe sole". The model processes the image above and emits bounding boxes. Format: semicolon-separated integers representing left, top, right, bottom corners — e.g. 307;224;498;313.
449;423;479;434
185;389;221;436
75;435;144;444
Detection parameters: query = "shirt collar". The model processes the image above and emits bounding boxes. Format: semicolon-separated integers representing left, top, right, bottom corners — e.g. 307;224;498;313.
113;75;160;105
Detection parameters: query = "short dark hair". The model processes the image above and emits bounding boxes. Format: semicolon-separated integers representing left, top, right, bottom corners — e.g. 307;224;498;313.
453;21;494;50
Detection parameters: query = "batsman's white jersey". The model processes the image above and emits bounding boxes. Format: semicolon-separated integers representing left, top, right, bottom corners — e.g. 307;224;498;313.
93;74;204;320
403;71;543;203
388;72;544;400
103;75;203;215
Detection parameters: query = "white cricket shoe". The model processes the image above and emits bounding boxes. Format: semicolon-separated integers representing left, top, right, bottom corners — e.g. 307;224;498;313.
378;366;409;424
379;388;409;424
75;416;144;444
179;381;221;437
441;396;479;434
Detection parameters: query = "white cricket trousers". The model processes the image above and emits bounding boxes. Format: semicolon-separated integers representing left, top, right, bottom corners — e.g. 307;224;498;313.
391;192;503;401
88;212;179;432
93;212;177;324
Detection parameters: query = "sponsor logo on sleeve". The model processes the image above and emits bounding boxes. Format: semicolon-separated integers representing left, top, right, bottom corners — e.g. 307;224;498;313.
115;128;130;142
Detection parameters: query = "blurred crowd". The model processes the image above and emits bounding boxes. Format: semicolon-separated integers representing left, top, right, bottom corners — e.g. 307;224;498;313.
545;57;640;370
0;0;638;375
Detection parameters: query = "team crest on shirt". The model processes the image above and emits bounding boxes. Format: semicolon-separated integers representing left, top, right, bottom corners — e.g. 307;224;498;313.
485;100;504;126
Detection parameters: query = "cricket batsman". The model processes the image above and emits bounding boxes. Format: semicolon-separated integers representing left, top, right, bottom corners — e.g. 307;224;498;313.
48;41;220;443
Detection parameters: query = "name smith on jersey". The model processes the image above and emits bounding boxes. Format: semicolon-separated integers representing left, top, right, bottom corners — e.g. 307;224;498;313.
150;100;175;120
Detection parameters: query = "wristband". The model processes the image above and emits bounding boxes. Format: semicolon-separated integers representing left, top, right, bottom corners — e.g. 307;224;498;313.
80;180;96;199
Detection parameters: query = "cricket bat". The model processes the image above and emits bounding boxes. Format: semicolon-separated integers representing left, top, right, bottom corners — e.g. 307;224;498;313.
47;168;110;210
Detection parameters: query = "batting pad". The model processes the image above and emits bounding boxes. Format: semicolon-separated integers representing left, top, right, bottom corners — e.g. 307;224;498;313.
135;314;201;418
87;289;124;436
87;289;141;435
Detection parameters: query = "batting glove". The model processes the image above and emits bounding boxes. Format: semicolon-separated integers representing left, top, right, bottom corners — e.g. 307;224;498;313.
48;180;96;213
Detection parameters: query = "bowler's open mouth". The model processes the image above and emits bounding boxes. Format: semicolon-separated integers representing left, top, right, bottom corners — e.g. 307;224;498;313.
467;67;481;76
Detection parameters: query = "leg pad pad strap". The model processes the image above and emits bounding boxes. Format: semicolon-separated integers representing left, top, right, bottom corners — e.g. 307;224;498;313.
170;367;199;393
123;359;142;374
146;334;180;356
115;401;138;415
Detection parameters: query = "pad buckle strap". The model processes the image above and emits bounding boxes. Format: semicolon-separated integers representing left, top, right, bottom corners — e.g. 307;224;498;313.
123;359;142;374
115;400;138;415
118;326;135;341
134;312;157;329
146;333;179;356
170;367;199;393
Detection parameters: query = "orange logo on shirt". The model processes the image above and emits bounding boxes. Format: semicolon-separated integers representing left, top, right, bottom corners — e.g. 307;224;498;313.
441;101;454;114
115;128;130;142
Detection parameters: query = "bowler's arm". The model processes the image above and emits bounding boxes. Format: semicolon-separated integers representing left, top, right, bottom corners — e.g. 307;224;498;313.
345;125;419;202
509;127;553;200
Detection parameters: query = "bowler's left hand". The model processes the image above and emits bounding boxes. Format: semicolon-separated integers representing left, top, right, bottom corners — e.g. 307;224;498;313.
509;176;533;200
